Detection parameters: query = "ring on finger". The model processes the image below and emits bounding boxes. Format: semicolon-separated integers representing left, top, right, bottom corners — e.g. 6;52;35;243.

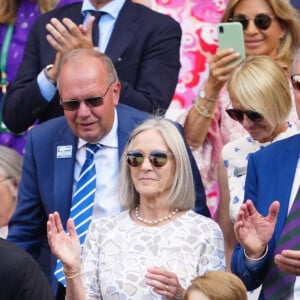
166;285;169;292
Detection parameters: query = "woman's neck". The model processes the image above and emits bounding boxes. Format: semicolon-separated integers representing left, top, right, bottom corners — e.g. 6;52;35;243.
257;122;288;143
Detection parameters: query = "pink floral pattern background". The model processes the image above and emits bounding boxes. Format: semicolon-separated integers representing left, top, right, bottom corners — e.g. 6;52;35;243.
151;0;228;109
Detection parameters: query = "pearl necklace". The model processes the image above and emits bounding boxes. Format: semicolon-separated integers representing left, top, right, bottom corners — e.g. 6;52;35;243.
135;206;179;225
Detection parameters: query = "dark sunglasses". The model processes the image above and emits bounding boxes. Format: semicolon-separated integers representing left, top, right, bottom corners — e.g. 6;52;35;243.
226;108;264;123
229;14;274;30
126;150;173;168
291;74;300;91
60;83;112;111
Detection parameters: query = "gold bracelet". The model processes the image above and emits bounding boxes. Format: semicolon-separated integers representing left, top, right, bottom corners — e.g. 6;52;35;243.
63;268;81;280
193;102;213;119
198;90;217;103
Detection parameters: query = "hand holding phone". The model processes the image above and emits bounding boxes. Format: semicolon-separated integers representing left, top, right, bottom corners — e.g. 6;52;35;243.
217;22;245;64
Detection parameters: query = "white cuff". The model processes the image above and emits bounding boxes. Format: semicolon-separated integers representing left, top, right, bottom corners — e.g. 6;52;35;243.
244;245;268;265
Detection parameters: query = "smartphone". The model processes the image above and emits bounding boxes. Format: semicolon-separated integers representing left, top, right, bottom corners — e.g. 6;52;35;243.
217;22;245;64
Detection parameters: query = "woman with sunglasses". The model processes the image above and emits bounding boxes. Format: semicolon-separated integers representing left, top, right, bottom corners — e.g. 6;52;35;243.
177;0;300;217
218;55;299;276
47;117;225;300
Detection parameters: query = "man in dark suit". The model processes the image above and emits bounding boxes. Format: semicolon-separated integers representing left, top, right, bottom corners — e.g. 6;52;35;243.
0;238;53;300
7;49;208;299
231;53;300;299
231;138;300;299
3;0;181;133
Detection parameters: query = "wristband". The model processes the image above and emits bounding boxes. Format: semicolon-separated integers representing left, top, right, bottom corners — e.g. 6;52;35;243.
193;102;213;119
198;90;217;103
244;245;268;261
43;64;56;85
63;267;81;280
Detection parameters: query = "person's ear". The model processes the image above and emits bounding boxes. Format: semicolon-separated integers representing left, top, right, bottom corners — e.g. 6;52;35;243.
112;81;121;106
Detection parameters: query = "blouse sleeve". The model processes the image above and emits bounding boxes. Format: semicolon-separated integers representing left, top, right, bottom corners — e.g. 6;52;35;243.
82;221;103;300
197;219;226;274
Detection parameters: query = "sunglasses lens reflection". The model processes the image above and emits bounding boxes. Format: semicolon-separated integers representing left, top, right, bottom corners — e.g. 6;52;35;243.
126;151;169;167
150;152;168;167
127;151;144;167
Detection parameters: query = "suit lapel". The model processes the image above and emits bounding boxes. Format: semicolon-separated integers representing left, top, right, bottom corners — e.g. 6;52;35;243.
116;106;132;159
105;1;138;62
53;125;77;228
65;2;137;62
274;134;300;241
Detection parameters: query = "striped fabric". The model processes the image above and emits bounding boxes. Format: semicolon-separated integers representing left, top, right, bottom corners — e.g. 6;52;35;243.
262;187;300;299
54;143;101;286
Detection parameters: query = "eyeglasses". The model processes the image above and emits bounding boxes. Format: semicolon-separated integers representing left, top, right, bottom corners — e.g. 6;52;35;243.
291;74;300;91
60;83;113;111
226;108;264;123
126;150;173;168
229;14;274;30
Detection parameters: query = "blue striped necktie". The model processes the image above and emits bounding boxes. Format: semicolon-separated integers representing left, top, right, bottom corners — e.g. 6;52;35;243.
262;186;300;299
54;143;101;286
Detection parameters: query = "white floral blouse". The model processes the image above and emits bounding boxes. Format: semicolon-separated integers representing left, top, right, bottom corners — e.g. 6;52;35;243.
222;124;299;223
82;210;225;299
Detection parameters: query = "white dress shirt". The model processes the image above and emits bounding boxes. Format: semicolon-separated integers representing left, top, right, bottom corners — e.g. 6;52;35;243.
74;109;121;219
82;0;126;52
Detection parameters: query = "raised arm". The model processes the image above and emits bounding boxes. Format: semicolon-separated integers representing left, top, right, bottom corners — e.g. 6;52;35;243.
217;154;236;271
234;200;280;258
44;16;95;84
184;49;242;148
47;212;85;300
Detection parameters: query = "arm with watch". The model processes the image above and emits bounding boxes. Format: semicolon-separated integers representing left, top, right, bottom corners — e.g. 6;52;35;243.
183;48;242;148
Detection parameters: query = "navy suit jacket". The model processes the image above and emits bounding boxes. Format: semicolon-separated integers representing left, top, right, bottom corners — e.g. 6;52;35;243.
0;238;53;300
4;1;181;133
231;134;300;299
8;104;208;294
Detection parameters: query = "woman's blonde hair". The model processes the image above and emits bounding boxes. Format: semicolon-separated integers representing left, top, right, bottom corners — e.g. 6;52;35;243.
0;0;59;24
184;271;247;300
221;0;300;71
227;55;291;127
